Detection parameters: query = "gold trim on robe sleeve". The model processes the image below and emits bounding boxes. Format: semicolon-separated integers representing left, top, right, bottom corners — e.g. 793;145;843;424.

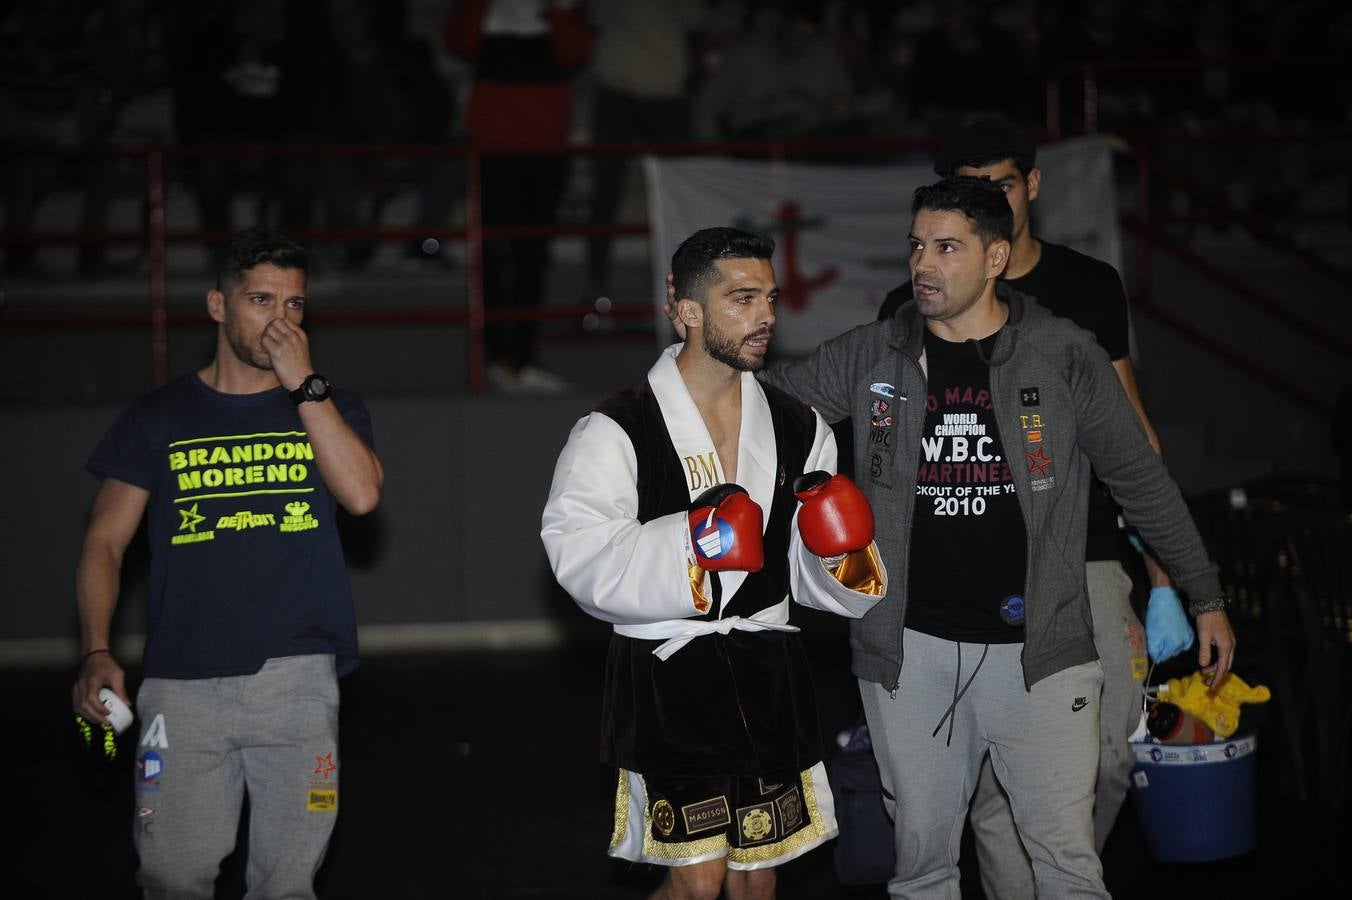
829;543;886;597
689;564;712;614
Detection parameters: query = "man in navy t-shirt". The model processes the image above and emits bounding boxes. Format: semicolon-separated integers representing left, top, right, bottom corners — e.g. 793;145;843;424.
71;226;383;898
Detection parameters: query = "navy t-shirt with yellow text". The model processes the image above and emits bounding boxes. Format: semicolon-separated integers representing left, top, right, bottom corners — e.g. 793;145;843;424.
87;373;374;679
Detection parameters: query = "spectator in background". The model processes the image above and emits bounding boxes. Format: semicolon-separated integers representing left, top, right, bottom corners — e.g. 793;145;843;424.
0;0;121;276
907;0;1033;133
868;4;934;146
309;0;457;269
445;0;590;394
585;0;705;303
167;0;310;263
822;0;899;144
1108;0;1209;233
1042;0;1146;136
1223;0;1338;218
694;1;855;142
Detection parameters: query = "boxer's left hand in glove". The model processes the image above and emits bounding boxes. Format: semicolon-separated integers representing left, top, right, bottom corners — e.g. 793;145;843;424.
794;471;875;563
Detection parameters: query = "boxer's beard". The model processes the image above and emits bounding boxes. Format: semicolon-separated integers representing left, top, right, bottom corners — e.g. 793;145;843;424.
705;319;770;372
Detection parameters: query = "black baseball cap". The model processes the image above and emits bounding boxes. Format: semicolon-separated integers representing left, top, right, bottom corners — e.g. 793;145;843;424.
933;115;1038;177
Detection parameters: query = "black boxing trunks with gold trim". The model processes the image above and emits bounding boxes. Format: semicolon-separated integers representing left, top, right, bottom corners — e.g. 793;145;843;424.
608;763;838;869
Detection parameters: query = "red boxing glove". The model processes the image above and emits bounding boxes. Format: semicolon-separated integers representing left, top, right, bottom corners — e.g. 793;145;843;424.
794;471;875;558
688;484;764;572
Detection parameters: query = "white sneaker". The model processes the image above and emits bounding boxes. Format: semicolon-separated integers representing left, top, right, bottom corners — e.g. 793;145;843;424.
486;363;520;393
516;365;571;394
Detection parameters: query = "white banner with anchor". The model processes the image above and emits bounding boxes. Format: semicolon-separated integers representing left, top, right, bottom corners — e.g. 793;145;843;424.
644;135;1122;356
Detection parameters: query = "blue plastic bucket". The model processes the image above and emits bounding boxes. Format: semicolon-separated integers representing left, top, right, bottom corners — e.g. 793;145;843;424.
1128;734;1258;862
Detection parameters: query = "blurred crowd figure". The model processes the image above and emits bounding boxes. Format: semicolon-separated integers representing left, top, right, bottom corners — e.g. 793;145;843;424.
3;0;1349;357
1;0;160;275
585;0;702;302
309;0;458;269
693;2;856;143
166;0;458;268
445;0;590;393
167;0;310;261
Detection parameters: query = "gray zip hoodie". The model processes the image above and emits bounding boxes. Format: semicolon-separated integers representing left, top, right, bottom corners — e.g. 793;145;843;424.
761;285;1222;691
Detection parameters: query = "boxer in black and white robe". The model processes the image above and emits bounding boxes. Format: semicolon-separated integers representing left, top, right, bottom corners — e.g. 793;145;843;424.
543;333;885;876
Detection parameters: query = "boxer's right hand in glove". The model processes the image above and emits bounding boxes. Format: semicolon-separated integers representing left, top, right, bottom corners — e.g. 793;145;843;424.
688;484;764;573
793;471;875;561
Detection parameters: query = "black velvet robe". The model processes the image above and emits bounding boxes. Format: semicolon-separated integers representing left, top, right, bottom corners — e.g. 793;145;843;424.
594;379;824;778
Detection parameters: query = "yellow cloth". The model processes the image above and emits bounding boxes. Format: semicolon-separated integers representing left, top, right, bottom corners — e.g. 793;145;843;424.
1158;672;1271;738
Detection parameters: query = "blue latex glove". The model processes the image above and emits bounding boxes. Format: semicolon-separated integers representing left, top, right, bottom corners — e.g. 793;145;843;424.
1145;585;1195;662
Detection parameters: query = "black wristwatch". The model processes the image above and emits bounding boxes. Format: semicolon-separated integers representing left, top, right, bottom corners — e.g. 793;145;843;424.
290;373;332;406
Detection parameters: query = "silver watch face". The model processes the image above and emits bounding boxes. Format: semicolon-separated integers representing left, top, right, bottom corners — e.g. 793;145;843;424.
306;376;329;398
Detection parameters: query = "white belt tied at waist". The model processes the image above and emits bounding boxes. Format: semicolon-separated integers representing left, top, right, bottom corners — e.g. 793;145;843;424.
614;599;798;661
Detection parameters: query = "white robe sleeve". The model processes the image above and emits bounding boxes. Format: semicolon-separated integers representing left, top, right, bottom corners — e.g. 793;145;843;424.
788;412;888;618
540;412;703;625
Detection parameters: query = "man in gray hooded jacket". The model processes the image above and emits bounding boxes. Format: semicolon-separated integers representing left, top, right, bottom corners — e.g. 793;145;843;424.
759;176;1235;898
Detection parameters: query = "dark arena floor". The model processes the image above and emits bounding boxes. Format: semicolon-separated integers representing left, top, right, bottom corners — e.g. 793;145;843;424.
22;614;1348;899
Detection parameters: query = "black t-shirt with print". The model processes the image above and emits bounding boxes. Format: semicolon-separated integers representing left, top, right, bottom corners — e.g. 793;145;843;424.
905;328;1027;643
880;241;1132;563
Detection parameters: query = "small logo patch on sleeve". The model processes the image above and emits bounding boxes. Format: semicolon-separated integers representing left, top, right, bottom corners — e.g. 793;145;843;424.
307;789;338;812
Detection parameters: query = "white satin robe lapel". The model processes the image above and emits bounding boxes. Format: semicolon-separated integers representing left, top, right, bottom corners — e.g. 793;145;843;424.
647;344;778;611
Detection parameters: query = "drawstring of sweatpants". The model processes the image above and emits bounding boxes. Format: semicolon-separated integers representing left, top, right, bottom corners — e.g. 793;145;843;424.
931;642;991;747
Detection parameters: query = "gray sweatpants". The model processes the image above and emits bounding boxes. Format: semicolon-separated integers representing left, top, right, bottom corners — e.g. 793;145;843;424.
972;561;1145;899
132;655;341;900
861;629;1107;900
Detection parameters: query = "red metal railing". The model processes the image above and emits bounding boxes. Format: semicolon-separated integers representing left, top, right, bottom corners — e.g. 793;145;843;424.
1114;130;1351;416
1042;56;1349;415
2;126;1346;409
1044;56;1338;137
1;137;930;391
1108;130;1352;416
